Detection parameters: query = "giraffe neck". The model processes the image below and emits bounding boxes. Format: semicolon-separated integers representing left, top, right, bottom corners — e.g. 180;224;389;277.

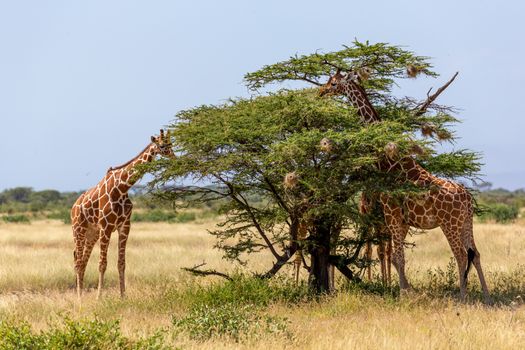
343;80;380;123
384;157;435;187
107;143;158;191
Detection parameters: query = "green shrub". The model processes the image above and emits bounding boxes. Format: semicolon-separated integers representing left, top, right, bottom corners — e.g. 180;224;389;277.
0;320;43;349
173;212;196;223
131;209;196;223
172;303;289;342
0;317;170;350
479;203;519;223
167;275;311;308
2;214;30;224
47;210;71;224
44;318;129;349
131;209;177;222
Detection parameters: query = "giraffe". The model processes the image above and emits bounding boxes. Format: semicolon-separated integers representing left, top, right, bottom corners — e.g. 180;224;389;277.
360;192;392;286
320;69;392;285
71;129;174;300
293;221;309;283
319;69;490;301
283;172;316;284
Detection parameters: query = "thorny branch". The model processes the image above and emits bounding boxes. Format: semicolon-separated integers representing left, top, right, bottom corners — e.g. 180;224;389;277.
213;173;282;261
182;262;232;281
415;72;459;116
257;245;298;279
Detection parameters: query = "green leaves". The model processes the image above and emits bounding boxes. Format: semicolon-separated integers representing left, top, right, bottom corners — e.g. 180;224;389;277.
244;40;437;95
145;41;481;280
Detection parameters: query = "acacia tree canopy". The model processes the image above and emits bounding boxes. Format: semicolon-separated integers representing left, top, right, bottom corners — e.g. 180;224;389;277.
146;41;481;293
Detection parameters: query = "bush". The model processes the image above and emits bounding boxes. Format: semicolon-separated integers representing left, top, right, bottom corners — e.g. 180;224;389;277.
131;209;196;223
47;210;71;224
172;303;289;342
167;275;311;308
479;203;519;223
0;317;170;350
2;214;30;224
174;212;196;223
132;209;176;222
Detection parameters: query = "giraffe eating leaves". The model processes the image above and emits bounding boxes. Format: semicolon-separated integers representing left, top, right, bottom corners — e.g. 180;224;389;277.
320;69;490;302
71;129;174;300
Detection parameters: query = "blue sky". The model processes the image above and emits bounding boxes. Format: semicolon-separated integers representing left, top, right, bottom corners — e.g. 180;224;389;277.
1;1;523;191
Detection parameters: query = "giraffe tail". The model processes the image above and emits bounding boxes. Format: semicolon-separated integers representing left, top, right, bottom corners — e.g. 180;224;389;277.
464;247;476;280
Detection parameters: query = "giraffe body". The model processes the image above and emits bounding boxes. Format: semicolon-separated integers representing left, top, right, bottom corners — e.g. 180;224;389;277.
380;157;489;300
71;130;173;300
320;70;490;301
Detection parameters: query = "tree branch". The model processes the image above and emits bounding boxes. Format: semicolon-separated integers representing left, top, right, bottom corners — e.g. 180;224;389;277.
236;190;282;260
329;255;361;282
182;262;232;281
213;173;282;261
262;175;289;213
322;59;347;72
256;245;298;279
415;72;459;116
291;68;322;86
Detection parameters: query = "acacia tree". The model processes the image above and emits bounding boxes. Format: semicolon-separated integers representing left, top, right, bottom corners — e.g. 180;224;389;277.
147;41;480;293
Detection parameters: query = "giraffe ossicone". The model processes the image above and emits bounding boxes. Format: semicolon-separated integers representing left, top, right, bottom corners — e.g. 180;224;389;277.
71;129;174;300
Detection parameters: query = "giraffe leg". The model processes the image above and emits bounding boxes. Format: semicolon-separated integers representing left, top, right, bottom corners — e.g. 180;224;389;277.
386;236;392;286
441;224;469;301
117;218;131;298
365;241;372;281
81;229;99;267
383;211;410;290
377;227;392;287
377;240;386;285
77;227;99;292
391;226;410;290
97;225;114;300
294;251;302;284
73;224;87;300
471;248;491;303
462;219;491;303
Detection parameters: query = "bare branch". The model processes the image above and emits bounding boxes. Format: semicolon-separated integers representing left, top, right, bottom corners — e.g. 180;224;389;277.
291;68;322;86
212;172;282;261
301;74;323;86
182;262;232;281
236;191;282;260
322;59;347;72
415;72;459;116
256;246;298;279
329;255;361;282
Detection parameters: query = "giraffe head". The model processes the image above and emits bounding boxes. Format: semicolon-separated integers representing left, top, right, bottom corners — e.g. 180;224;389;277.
150;129;175;158
319;69;359;97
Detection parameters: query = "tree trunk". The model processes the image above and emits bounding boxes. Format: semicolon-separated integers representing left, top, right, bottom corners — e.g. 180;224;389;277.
308;216;335;293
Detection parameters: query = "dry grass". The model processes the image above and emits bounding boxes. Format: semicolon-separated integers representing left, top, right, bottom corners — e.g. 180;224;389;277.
0;219;524;349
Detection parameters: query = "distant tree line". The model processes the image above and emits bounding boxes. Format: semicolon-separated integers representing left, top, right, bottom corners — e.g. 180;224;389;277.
0;186;231;224
0;186;520;224
475;186;523;223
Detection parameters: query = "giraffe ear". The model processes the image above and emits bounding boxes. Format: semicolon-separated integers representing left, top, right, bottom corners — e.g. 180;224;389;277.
151;136;157;143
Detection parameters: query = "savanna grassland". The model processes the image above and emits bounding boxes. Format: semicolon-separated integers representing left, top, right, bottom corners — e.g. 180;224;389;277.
1;218;525;349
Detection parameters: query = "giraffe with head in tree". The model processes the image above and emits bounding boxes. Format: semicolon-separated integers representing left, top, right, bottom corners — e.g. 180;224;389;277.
319;69;490;302
320;68;392;285
71;129;174;300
